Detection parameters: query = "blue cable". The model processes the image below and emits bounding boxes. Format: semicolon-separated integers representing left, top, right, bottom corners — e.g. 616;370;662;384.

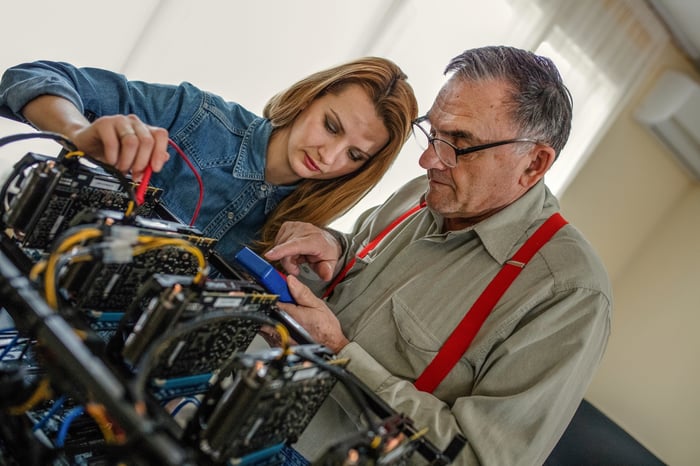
55;405;85;448
170;396;201;417
0;333;19;361
32;396;66;432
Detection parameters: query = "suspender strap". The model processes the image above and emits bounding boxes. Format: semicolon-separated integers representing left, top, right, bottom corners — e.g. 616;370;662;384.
414;212;568;393
322;202;426;299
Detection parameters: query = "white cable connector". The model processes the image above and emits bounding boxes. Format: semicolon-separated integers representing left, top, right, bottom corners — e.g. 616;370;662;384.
101;226;139;263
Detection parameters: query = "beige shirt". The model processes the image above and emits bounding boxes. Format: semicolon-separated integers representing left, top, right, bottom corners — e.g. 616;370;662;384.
295;176;612;465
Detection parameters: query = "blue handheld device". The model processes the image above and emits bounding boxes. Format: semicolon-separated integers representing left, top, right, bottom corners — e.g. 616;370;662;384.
233;247;316;344
234;247;294;303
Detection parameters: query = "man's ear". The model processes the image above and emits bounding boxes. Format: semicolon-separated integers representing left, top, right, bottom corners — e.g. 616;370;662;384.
520;145;556;188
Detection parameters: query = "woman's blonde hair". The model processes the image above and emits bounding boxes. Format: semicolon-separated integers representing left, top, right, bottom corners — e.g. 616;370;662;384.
256;56;418;252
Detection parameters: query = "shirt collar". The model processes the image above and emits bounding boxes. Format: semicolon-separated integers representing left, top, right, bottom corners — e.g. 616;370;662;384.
472;181;560;264
232;117;273;181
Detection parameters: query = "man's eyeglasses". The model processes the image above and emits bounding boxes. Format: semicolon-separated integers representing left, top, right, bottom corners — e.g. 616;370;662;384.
411;116;540;168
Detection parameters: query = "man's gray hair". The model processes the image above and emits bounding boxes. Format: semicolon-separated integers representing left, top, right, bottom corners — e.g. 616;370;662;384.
445;46;573;158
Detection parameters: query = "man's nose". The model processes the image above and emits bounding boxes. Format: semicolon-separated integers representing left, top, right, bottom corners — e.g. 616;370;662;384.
418;144;446;170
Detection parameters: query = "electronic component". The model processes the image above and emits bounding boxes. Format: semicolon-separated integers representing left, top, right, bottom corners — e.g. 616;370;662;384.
315;414;424;466
57;211;217;311
1;152;161;251
184;345;344;465
0;244;194;466
110;273;277;399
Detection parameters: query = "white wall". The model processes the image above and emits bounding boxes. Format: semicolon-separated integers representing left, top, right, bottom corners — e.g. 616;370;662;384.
561;42;700;465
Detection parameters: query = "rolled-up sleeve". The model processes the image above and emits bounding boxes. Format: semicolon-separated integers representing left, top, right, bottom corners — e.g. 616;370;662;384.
0;60;201;132
0;61;89;121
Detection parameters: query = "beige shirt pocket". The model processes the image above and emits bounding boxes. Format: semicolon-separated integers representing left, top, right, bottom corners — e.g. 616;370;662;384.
390;293;474;405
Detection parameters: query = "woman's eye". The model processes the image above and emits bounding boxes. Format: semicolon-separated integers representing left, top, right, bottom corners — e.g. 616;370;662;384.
348;150;365;162
325;117;338;134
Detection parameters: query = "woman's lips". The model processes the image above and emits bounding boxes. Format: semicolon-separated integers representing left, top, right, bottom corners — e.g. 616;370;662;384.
304;154;320;172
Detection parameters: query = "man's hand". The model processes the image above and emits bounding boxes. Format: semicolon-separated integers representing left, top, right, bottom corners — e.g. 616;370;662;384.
276;275;349;353
265;221;342;281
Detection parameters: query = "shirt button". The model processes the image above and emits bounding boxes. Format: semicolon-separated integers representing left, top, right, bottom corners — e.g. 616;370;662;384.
227;212;234;219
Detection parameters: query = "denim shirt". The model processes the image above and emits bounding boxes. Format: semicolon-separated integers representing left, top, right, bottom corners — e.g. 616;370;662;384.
0;61;297;265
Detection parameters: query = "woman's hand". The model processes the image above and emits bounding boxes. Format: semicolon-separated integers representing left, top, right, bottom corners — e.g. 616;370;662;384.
22;95;169;179
69;114;170;181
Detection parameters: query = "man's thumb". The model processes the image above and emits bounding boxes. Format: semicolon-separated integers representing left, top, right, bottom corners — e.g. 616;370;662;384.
287;275;315;307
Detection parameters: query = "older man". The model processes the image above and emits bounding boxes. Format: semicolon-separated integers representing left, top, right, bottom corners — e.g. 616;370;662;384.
265;46;612;465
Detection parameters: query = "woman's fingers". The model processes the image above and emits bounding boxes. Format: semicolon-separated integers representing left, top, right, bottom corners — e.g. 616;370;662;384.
75;114;169;177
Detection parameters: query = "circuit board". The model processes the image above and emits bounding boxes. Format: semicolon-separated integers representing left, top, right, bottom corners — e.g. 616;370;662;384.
2;152;161;250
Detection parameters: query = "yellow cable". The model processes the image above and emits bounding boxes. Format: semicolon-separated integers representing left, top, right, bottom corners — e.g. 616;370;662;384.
408;427;429;441
29;260;47;281
7;378;52;415
274;323;293;357
132;236;207;284
67;254;94;265
125;200;135;217
85;403;126;445
44;228;103;309
62;150;85;159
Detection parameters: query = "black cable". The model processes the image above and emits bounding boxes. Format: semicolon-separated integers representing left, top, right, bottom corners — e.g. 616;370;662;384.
0;131;77;151
57;152;138;207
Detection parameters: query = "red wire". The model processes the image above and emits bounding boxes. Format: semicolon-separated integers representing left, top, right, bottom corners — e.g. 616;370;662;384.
135;166;152;205
134;140;203;226
167;138;204;226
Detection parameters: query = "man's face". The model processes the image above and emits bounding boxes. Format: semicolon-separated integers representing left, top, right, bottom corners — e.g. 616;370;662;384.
418;77;540;230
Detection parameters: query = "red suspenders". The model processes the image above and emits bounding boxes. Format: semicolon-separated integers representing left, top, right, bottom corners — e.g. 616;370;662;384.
414;212;567;393
322;201;427;299
324;203;568;394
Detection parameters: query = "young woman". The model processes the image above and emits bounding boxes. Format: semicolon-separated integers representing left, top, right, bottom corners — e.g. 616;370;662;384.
0;57;418;263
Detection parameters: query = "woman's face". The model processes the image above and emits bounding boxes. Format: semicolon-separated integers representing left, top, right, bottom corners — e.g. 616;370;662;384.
285;83;389;181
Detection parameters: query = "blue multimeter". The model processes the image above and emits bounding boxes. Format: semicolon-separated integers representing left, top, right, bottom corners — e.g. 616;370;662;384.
233;247;316;344
233;247;294;302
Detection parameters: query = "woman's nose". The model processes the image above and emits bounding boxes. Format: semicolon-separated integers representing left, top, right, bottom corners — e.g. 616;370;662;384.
319;141;343;165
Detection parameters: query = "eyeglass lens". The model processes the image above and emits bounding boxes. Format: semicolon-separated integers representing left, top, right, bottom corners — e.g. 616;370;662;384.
412;121;457;167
